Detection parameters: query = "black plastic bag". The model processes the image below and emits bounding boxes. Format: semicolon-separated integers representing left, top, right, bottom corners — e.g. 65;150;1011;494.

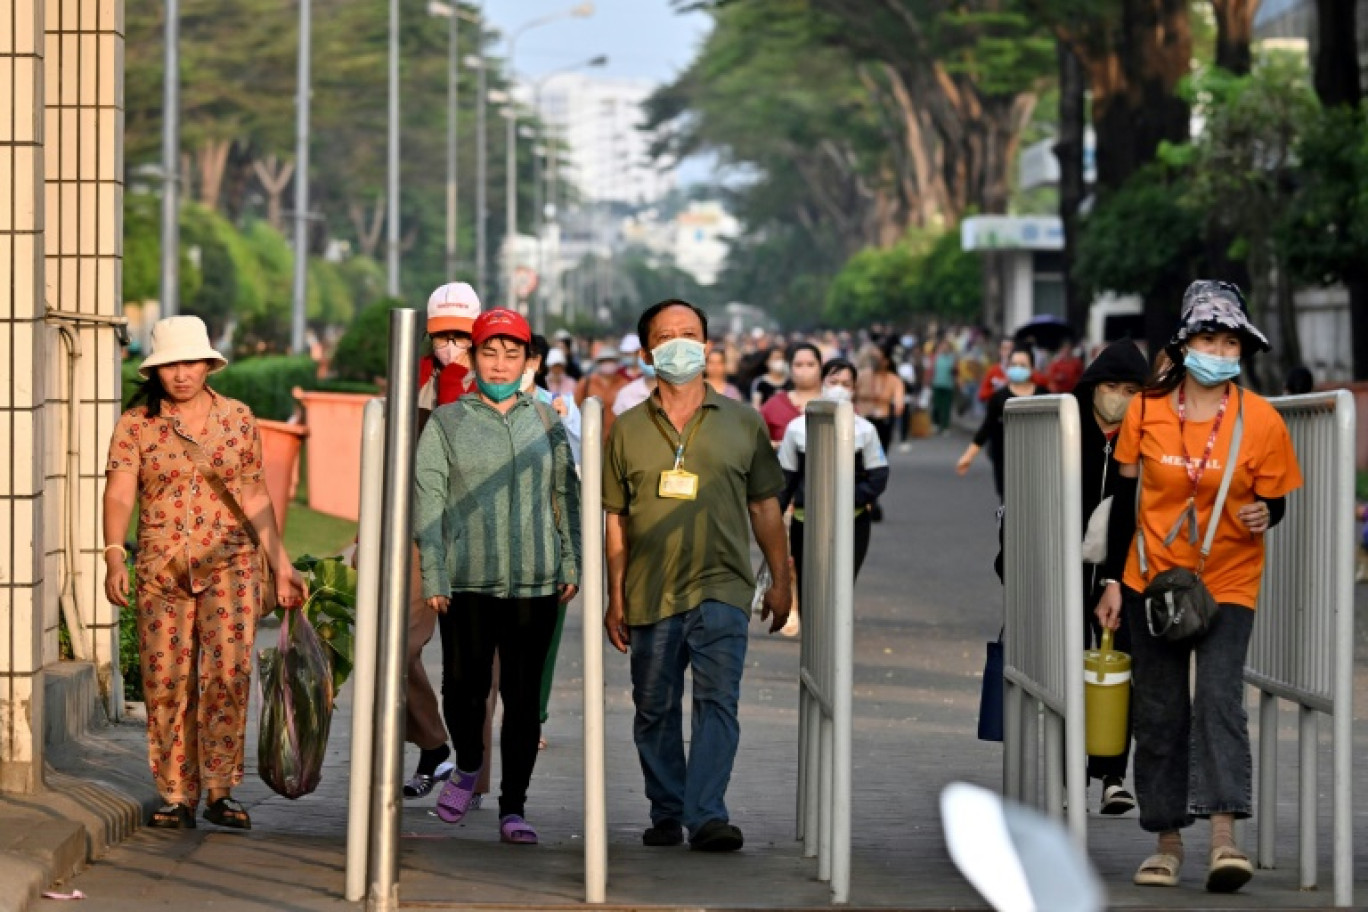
257;610;335;799
977;632;1004;742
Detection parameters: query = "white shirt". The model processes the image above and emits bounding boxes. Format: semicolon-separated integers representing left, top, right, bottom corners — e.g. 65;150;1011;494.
612;376;656;415
777;410;888;473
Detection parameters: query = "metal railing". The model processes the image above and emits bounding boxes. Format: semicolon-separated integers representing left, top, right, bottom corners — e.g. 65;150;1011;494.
795;399;855;904
1246;391;1356;908
1000;395;1086;844
580;398;607;904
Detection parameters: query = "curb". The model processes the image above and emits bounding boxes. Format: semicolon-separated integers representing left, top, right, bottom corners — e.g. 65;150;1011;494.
0;671;160;912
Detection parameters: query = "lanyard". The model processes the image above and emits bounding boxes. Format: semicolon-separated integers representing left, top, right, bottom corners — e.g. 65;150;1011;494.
648;405;708;471
1167;382;1230;545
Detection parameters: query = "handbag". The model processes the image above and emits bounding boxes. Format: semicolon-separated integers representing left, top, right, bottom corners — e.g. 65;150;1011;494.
1135;389;1243;641
977;627;1004;742
174;431;278;616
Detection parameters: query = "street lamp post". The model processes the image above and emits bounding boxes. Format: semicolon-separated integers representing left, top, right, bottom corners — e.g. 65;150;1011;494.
501;2;595;312
386;0;401;297
160;0;180;318
290;0;311;353
528;55;606;330
428;2;482;281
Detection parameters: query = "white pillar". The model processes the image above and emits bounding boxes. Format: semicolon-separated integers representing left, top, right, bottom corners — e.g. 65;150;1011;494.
42;0;127;716
1;0;50;794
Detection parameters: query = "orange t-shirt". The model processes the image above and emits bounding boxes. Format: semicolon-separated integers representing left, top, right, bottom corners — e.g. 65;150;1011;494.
1116;387;1302;609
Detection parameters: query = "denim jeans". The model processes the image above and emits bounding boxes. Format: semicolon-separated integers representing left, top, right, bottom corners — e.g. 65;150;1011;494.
629;599;749;833
1124;589;1255;833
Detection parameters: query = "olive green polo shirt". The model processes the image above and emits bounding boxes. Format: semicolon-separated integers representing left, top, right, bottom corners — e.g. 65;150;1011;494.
603;385;785;626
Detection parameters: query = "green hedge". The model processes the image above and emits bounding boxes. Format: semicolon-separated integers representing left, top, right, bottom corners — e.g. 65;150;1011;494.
121;355;320;421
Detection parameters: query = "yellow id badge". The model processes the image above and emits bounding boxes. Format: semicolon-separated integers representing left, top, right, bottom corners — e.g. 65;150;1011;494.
658;469;699;500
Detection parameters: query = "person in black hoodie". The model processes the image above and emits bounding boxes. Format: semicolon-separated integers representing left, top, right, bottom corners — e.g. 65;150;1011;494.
1074;339;1149;814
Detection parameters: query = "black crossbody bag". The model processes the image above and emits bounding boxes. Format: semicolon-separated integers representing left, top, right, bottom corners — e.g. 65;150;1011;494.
1135;389;1243;641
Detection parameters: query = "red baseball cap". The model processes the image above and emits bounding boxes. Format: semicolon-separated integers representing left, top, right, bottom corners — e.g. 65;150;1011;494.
471;308;532;347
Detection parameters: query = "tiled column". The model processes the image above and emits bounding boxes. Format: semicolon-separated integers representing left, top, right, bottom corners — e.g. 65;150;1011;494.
43;0;125;718
1;0;49;794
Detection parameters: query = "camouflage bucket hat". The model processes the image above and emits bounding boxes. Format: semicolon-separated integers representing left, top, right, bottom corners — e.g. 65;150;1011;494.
1170;280;1270;353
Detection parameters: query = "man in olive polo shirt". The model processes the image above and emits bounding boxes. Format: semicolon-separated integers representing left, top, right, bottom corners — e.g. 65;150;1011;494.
603;298;793;853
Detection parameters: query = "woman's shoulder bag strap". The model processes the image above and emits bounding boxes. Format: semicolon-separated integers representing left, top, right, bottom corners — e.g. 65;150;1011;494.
1135;387;1244;579
173;432;265;552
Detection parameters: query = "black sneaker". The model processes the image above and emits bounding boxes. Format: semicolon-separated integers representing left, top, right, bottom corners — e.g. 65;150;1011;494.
642;819;684;847
689;818;743;852
403;759;455;798
1100;777;1136;815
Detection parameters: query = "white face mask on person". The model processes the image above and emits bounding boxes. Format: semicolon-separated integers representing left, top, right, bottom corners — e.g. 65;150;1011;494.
520;368;538;392
433;339;470;367
768;359;789;377
821;383;853;403
651;338;707;384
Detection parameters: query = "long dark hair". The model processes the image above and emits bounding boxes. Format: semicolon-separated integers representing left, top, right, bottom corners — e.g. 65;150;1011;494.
128;371;170;418
1143;344;1187;398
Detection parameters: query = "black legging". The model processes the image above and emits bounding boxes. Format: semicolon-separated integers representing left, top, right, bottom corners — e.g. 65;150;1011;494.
439;592;559;818
789;511;873;612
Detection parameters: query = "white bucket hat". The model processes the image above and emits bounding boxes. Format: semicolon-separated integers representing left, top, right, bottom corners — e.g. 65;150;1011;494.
138;316;228;379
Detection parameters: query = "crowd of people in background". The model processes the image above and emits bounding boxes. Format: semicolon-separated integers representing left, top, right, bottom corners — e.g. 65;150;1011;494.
543;320;1098;453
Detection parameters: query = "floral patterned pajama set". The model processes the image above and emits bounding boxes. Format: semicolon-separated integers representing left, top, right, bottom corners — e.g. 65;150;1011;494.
106;391;266;807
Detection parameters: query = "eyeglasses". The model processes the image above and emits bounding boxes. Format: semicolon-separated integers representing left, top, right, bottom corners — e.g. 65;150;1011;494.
431;333;469;348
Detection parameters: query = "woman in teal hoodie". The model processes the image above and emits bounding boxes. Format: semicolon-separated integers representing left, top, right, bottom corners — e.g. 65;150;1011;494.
414;308;581;845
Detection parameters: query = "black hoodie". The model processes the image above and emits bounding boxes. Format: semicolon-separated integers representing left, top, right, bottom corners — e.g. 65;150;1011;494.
1070;340;1149;531
993;340;1147;584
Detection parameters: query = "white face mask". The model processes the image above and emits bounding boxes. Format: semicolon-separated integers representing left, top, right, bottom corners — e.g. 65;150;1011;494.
520;368;537;392
822;384;853;403
433;339;470;367
769;360;789;377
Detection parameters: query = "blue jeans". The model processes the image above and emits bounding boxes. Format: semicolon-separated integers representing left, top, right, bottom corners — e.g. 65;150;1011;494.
1124;590;1255;833
629;600;749;833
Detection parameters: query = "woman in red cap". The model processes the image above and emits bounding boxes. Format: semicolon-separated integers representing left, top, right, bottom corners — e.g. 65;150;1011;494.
414;308;582;846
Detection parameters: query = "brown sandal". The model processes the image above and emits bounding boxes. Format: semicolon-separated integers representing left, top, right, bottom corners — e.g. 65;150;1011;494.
203;796;251;830
150;803;197;829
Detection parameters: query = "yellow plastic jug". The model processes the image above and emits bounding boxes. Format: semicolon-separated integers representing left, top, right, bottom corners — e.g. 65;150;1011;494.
1084;628;1131;757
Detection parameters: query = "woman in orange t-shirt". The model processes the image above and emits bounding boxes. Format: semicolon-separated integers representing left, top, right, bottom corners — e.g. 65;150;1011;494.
1094;281;1301;895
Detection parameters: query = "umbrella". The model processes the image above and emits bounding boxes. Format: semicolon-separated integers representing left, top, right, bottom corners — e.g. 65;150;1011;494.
1012;315;1075;351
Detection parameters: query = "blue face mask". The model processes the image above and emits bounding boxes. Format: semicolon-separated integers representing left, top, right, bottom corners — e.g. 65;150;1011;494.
1184;349;1241;387
650;338;707;385
1005;365;1032;384
638;355;657;379
476;375;522;402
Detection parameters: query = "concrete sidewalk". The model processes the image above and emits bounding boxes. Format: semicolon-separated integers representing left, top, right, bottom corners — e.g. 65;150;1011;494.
10;433;1368;910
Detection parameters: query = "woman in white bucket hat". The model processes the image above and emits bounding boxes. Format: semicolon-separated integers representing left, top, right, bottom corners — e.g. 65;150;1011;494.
103;316;306;831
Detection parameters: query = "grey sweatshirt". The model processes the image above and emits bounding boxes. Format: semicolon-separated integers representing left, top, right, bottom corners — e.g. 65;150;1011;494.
414;392;581;600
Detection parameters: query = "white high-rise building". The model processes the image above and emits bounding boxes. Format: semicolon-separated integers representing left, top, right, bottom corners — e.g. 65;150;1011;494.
533;74;677;206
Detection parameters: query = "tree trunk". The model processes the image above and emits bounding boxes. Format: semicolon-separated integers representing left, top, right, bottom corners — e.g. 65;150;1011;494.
252;155;296;232
1273;254;1302;386
1313;0;1362;107
1349;275;1368;381
1054;39;1088;335
349;195;385;258
195;139;232;211
1088;0;1193;195
1312;0;1366;378
1211;0;1258;75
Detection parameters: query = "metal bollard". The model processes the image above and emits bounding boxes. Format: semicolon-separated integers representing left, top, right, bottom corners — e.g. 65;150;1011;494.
346;398;386;901
366;309;419;912
580;398;607;903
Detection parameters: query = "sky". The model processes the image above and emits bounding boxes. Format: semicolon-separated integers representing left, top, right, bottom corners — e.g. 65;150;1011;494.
480;0;711;86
